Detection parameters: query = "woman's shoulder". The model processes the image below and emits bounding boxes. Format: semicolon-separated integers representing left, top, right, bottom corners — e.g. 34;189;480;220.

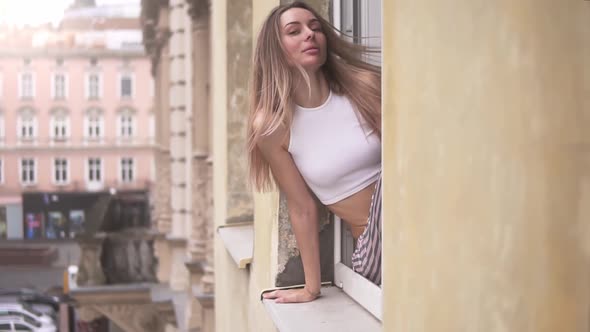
256;123;290;152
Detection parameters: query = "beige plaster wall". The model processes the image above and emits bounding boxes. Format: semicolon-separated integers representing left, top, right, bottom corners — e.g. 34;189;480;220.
382;1;590;331
213;0;287;330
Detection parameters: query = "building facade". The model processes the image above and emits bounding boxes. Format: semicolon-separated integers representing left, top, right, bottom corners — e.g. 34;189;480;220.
0;4;155;242
0;2;158;331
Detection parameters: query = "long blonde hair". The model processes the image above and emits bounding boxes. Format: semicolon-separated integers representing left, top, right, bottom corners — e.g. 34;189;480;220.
247;1;381;191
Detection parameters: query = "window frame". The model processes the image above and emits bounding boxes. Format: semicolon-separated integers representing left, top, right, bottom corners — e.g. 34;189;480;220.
332;0;383;321
117;108;135;139
17;109;37;142
18;71;35;99
118;72;135;99
50;109;70;141
0;111;4;142
119;157;135;183
19;158;37;186
85;72;103;100
84;108;104;141
51;72;69;100
86;157;103;186
53;158;69;186
149;112;155;142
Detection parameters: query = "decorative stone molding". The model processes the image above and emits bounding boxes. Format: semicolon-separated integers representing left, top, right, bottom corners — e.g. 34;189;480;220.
141;0;172;75
100;231;158;284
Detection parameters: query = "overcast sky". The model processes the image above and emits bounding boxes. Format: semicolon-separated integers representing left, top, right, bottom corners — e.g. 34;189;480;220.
0;0;140;26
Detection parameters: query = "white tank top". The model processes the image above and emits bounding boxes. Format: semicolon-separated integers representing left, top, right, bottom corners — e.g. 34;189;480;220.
288;91;381;205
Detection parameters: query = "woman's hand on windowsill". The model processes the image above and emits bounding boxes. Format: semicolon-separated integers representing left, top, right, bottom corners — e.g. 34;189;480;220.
262;287;321;303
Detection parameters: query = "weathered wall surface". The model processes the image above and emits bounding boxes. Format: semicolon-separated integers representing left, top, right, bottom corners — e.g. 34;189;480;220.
382;1;590;331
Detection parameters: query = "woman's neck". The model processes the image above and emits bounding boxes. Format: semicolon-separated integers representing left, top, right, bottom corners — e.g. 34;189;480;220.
292;70;330;108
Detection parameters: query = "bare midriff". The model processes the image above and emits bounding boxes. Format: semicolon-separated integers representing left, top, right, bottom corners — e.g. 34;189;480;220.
327;180;377;239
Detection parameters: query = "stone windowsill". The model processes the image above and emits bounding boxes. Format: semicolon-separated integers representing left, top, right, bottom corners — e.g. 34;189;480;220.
217;222;253;269
262;286;381;332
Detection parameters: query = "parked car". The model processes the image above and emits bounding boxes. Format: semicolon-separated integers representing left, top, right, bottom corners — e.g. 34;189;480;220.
0;315;56;332
0;304;54;329
0;289;60;313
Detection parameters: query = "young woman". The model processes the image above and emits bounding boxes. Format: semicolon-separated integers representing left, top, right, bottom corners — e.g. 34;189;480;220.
248;1;382;303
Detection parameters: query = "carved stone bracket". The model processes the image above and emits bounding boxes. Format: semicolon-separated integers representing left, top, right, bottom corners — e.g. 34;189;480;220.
76;234;107;287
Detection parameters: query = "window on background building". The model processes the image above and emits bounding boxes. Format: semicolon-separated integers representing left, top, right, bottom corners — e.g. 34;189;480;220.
87;158;102;183
17;108;37;141
118;108;135;138
332;0;383;321
54;158;68;185
0;112;4;141
149;112;155;141
20;158;36;185
85;108;104;140
52;73;68;99
87;73;102;100
120;73;133;99
18;72;35;99
121;157;134;183
50;109;70;141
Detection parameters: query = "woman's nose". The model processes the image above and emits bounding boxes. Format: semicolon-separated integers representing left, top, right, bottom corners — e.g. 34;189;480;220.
305;28;315;40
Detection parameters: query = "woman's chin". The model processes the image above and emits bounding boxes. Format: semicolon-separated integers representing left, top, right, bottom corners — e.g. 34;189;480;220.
300;60;326;72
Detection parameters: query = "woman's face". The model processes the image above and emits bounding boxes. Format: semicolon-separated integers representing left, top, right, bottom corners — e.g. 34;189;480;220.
279;8;327;71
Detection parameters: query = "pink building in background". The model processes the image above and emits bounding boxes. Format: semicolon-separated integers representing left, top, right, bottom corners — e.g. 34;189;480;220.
0;3;155;241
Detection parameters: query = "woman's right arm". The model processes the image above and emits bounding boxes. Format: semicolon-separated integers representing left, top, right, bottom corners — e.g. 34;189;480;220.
257;126;322;303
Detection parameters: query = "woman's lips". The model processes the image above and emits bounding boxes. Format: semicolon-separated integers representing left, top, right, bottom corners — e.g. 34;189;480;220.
303;47;319;55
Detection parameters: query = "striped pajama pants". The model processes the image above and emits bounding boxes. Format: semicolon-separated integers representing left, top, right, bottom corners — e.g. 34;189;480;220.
351;173;382;285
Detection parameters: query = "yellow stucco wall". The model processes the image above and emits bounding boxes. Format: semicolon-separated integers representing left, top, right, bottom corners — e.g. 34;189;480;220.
213;0;279;331
382;1;590;331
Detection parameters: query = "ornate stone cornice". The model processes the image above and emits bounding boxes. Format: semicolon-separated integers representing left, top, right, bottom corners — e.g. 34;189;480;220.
186;0;210;22
141;0;172;76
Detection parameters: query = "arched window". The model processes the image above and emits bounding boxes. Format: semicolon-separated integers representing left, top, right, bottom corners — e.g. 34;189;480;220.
17;107;37;141
86;72;102;100
50;108;70;141
117;107;136;139
51;72;68;100
0;110;4;141
85;108;104;140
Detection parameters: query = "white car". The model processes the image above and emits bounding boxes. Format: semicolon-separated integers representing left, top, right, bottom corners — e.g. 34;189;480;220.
0;304;55;331
0;316;56;332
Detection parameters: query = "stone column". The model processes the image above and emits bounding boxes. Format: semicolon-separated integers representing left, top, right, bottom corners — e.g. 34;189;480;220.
382;1;590;331
167;0;190;291
168;0;188;239
187;0;211;264
154;4;173;283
